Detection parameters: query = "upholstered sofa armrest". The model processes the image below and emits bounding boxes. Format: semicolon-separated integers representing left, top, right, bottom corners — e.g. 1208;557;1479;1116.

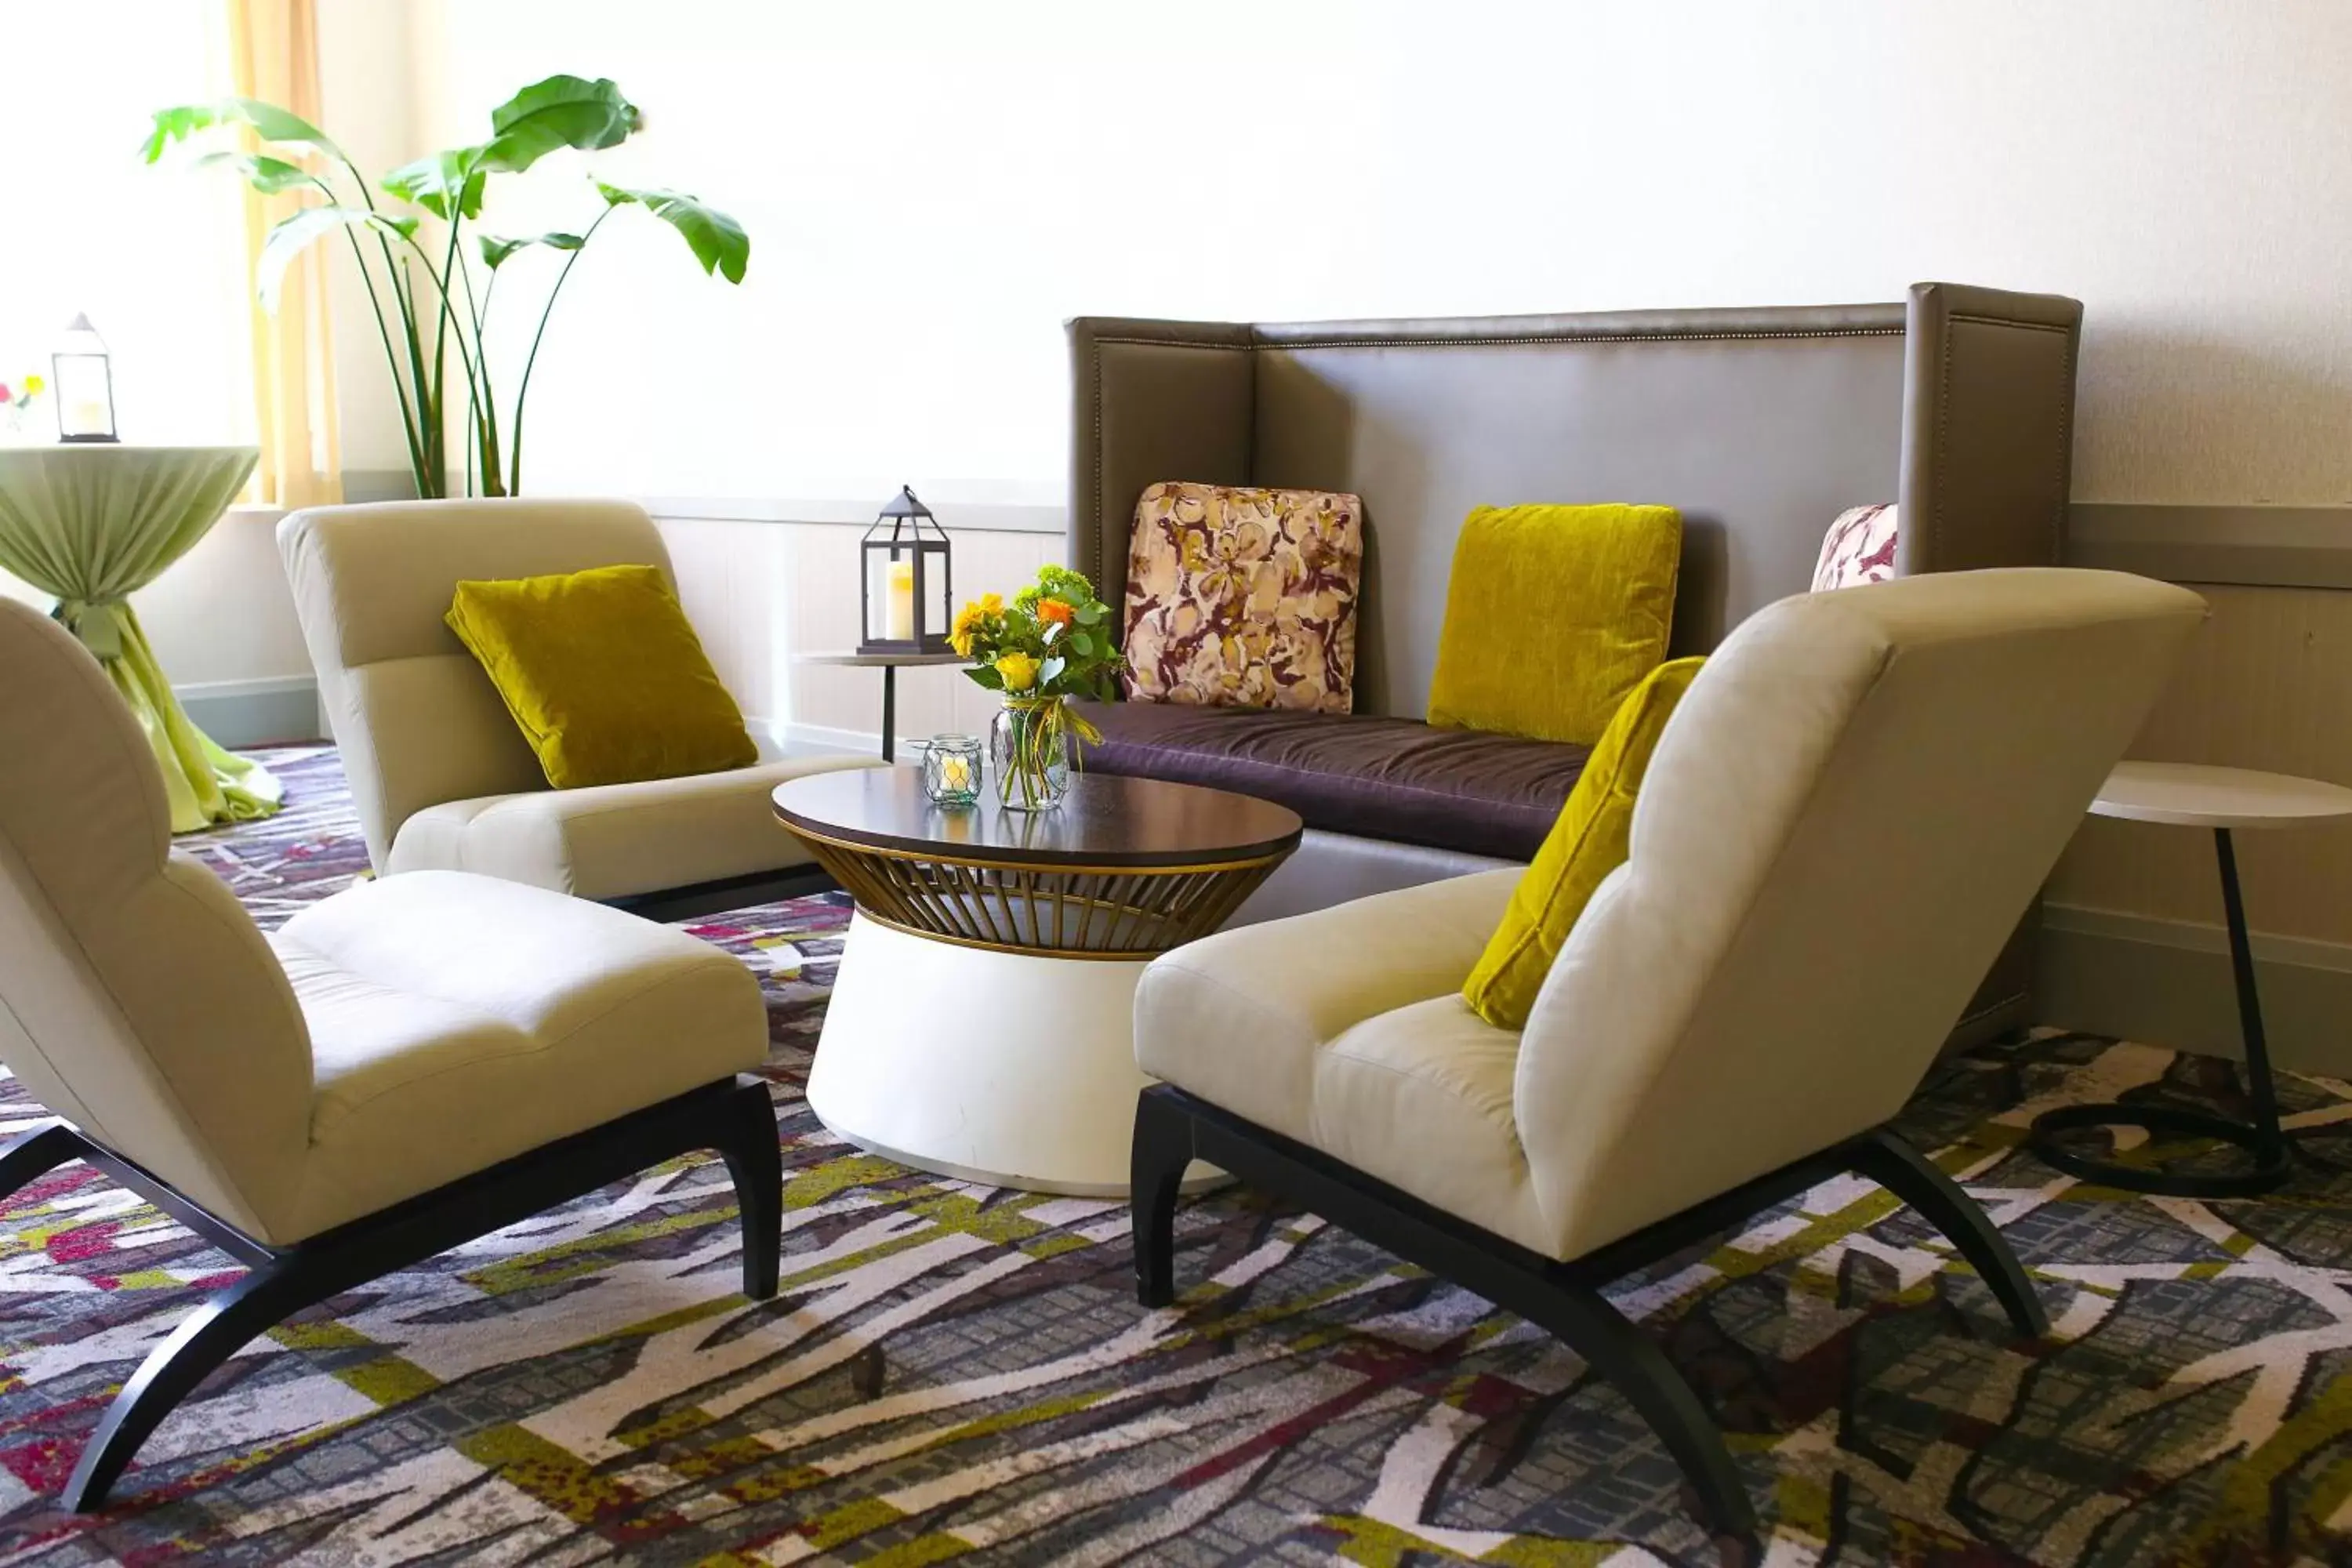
1134;868;1519;1111
1065;317;1255;610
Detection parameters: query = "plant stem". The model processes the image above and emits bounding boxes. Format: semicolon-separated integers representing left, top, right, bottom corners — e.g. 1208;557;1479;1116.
296;169;427;493
506;205;614;495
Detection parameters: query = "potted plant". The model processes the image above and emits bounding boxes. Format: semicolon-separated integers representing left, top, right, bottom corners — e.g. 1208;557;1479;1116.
143;74;747;499
952;565;1117;811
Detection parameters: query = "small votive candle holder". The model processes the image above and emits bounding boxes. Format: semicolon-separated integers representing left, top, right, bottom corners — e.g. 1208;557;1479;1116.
922;733;983;807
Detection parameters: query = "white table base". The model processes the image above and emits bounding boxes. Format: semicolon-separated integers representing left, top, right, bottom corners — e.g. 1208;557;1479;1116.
808;913;1219;1195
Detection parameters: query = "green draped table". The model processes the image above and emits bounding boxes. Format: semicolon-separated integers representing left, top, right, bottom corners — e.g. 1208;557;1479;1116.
0;445;281;833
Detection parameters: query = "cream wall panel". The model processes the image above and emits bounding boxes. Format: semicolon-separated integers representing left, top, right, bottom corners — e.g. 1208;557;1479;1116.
2051;583;2352;945
371;0;2352;510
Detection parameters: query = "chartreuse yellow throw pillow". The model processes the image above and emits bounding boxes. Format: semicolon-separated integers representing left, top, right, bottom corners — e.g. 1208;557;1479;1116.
1462;656;1704;1029
445;564;757;789
1428;503;1682;745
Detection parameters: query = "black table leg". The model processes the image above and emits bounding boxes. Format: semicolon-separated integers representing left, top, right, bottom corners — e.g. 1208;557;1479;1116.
880;666;896;764
2028;826;2295;1197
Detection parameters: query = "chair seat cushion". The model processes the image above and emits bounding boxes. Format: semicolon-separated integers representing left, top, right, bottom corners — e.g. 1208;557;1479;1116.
387;754;881;900
1135;869;1552;1254
1076;702;1589;862
270;870;767;1240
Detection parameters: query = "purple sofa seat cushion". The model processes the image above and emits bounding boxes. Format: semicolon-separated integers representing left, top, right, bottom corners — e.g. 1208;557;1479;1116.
1073;702;1589;864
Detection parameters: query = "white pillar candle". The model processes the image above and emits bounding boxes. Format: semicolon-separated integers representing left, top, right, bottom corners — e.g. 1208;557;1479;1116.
887;559;916;640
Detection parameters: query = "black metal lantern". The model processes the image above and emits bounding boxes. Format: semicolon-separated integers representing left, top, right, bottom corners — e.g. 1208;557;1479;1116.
52;314;118;445
858;486;952;655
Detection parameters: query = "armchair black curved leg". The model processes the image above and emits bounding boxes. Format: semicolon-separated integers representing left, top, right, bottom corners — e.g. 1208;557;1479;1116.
1520;1284;1758;1546
0;1120;89;1203
717;1079;783;1301
66;1261;316;1511
1844;1128;2047;1339
1131;1088;1192;1308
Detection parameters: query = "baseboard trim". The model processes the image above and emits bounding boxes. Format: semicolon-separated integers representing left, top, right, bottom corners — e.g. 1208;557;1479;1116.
2037;902;2352;1076
177;676;324;747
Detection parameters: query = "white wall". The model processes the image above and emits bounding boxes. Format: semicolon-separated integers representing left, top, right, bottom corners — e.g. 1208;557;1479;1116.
357;0;2352;510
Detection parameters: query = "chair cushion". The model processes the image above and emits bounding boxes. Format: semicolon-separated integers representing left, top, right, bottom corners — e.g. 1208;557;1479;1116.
445;563;757;789
270;870;767;1241
1427;503;1682;746
1076;702;1589;862
1136;869;1551;1254
1463;657;1705;1029
1121;481;1364;713
387;754;881;900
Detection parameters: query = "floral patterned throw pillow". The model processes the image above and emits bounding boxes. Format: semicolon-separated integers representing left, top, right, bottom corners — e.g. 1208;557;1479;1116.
1122;481;1363;712
1811;503;1899;590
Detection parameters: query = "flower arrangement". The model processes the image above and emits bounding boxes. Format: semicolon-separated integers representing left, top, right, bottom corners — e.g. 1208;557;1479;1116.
0;373;45;439
953;564;1118;809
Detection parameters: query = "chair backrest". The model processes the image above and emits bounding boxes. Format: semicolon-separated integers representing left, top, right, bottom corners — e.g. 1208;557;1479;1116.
277;498;677;870
0;599;312;1239
1516;568;2206;1260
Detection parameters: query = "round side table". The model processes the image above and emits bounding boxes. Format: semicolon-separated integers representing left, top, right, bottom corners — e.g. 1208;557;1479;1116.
2029;761;2352;1196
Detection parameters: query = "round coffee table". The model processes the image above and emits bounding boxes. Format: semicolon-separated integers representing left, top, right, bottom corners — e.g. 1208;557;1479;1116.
774;768;1301;1194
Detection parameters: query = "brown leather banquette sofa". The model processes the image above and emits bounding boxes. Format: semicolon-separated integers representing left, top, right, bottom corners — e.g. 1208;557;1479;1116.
1067;282;2082;1044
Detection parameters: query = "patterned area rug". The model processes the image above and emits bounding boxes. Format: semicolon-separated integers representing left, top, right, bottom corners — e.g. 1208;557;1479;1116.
2;749;2350;1564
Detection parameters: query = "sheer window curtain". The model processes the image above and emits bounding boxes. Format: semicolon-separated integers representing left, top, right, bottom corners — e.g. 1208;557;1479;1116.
228;0;342;509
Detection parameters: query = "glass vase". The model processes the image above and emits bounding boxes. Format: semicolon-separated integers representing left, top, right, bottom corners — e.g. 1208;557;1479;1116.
991;695;1071;811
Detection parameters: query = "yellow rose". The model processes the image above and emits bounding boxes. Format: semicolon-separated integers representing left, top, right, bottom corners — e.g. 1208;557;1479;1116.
996;651;1040;691
23;374;43;397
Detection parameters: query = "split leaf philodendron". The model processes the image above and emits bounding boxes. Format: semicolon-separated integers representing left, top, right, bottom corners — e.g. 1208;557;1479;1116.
145;75;749;499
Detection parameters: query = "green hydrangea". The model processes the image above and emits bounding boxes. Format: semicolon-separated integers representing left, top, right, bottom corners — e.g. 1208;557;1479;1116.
1013;564;1096;615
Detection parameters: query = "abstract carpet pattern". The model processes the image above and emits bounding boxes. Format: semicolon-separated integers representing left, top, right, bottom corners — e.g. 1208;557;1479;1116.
0;748;2347;1563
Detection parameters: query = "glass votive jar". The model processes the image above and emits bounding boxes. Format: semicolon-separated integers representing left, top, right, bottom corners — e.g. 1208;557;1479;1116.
922;733;984;807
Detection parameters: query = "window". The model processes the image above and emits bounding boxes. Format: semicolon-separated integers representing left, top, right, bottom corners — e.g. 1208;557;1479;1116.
0;5;249;445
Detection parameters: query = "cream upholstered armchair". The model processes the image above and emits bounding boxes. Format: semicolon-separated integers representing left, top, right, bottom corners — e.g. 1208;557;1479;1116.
0;597;786;1510
278;498;877;909
1130;568;2208;1545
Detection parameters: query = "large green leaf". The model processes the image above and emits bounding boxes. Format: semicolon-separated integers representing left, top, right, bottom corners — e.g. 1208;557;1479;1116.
142;97;347;165
596;181;750;283
258;206;416;310
383;147;487;220
479;75;640;175
478;230;586;270
191;150;314;194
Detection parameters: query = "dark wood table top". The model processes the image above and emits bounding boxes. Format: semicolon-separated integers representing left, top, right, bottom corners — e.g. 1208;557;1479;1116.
773;766;1303;869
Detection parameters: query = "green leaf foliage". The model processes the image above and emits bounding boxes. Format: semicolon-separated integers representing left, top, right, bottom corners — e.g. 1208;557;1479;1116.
1074;601;1105;626
143;98;347;165
257;206;413;310
597;181;750;283
481;75;639;174
1069;630;1094;658
191;150;314;194
964;664;1006;691
383;148;487;220
478;230;586;270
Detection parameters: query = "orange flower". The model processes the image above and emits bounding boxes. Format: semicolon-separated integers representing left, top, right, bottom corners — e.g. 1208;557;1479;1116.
1036;597;1075;626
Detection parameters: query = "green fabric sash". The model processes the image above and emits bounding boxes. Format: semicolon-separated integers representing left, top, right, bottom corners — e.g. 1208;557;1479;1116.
0;446;281;833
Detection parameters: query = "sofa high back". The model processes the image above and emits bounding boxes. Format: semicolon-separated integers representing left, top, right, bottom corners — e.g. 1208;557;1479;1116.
0;597;310;1240
278;499;677;871
1519;568;2205;1255
1069;282;2080;719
